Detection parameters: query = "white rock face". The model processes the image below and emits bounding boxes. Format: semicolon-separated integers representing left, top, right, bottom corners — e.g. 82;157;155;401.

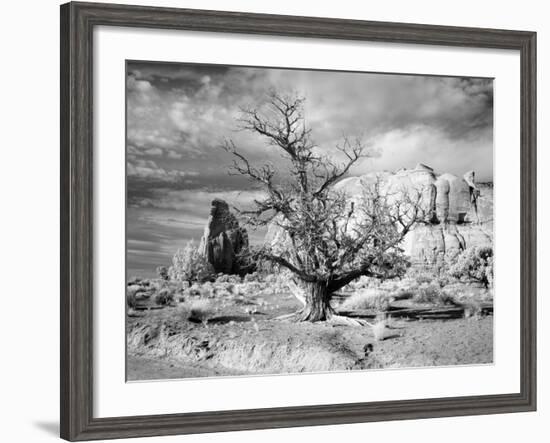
336;163;493;265
267;163;493;266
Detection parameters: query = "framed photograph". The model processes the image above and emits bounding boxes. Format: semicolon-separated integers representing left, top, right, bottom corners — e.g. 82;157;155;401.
60;1;536;441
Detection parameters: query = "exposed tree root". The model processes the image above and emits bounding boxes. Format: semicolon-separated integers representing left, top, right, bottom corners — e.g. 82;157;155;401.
273;312;300;322
275;311;374;328
328;315;373;327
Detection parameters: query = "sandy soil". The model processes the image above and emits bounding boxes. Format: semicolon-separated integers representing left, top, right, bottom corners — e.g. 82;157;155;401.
126;289;492;381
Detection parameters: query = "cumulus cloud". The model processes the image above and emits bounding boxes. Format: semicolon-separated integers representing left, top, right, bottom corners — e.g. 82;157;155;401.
167;150;183;160
127;74;152;92
131;188;265;212
127;158;198;181
358;123;493;180
144;147;163;156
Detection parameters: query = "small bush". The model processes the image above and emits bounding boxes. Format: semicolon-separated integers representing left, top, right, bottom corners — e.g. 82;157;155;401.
462;300;483;319
371;318;387;341
415;284;438;302
187;299;214;324
169;241;215;284
127;283;142;294
341;289;392;312
154;287;174;306
448;246;493;288
215;273;232;283
127;276;143;286
414;272;434;285
435;275;451;288
378;277;416;300
126;287;138;309
413;284;458;306
156;266;169;281
243;272;259;283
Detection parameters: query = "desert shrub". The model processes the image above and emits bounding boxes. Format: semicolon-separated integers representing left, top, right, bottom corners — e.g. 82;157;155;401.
156;266;169;281
462;300;483;319
262;274;277;284
126;287;138;309
413;284;438;304
414;272;434;285
169;241;215;284
127;276;143;286
435;275;451;288
154;287;174;306
408;266;454;289
341;288;392;312
413;284;457;306
389;277;418;299
187;299;214;324
243;272;260;283
187;284;201;296
215;273;239;284
240;282;262;295
199;286;212;298
371;318;387;341
449;246;493;288
127;283;142;294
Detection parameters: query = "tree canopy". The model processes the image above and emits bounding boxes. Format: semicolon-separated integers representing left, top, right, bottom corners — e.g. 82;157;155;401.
224;92;428;321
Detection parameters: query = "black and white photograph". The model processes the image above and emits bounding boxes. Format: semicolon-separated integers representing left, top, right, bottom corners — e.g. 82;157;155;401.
125;61;494;381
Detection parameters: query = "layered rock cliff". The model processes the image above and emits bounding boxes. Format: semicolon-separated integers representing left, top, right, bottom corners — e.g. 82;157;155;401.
333;163;493;266
265;163;493;267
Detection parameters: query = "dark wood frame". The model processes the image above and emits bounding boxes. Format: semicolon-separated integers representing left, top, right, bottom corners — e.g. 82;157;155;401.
60;1;537;441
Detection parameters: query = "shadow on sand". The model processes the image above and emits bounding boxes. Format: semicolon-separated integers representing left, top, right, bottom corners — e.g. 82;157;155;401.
33;421;59;437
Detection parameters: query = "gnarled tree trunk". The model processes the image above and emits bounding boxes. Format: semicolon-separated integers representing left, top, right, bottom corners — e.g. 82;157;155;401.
299;281;334;322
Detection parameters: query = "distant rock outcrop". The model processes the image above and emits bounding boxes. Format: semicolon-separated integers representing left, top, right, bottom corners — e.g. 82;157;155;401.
198;199;249;274
266;163;493;267
336;163;493;266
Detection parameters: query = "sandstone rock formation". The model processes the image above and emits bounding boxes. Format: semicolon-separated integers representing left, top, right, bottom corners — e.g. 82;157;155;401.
336;163;493;266
198;199;249;274
266;163;493;267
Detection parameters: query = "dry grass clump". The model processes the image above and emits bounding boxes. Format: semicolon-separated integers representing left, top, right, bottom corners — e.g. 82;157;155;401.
341;288;392;312
169;241;215;283
378;277;418;300
410;268;452;288
462;300;483;319
154;287;175;306
414;272;434;285
413;284;458;306
442;286;492;319
214;273;242;284
371;318;387;341
243;272;260;283
198;282;214;298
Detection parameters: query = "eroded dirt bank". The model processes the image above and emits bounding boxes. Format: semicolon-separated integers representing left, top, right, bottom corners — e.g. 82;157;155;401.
127;307;493;380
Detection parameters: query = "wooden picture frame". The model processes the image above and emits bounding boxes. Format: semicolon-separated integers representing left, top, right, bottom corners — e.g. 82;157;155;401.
60;2;536;440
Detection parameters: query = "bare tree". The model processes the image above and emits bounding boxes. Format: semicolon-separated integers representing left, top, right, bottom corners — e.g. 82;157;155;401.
224;92;427;323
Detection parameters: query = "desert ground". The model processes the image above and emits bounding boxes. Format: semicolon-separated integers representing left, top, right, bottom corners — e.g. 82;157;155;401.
126;273;493;380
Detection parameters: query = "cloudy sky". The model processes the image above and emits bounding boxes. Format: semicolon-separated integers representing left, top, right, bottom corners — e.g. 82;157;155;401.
126;60;493;277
